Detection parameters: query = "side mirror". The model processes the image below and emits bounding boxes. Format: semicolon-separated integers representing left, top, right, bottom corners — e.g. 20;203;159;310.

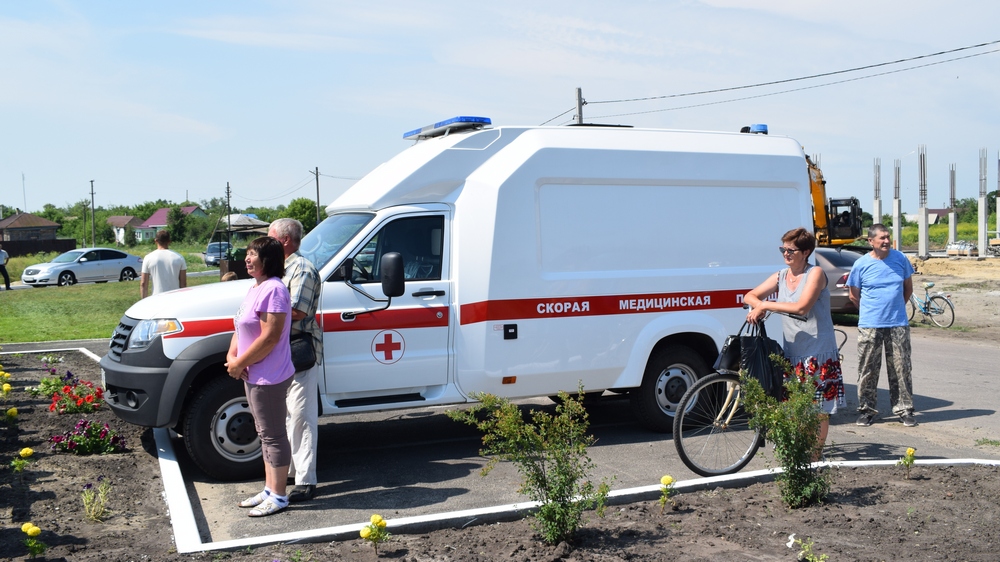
337;257;354;281
381;252;404;297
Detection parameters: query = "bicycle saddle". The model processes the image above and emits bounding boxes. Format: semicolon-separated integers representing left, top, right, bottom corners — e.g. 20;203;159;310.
923;281;935;288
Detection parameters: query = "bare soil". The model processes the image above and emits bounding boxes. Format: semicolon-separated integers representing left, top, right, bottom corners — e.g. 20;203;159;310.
2;257;999;562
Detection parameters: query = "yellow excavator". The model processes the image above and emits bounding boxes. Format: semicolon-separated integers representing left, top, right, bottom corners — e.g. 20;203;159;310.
806;154;864;247
741;124;864;246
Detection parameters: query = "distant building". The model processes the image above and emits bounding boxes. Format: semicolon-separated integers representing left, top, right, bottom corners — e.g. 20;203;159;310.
0;212;60;241
904;208;951;225
106;215;144;245
136;206;207;242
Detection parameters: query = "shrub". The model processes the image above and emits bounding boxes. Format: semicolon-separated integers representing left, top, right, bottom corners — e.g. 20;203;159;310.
448;386;611;544
742;355;830;508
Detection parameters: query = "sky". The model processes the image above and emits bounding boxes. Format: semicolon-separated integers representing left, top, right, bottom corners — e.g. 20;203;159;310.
2;1;999;217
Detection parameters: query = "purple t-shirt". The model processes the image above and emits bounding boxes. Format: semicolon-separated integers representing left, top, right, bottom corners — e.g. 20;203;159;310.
234;276;294;385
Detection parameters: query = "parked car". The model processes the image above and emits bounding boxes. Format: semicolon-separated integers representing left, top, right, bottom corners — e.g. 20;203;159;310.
814;246;863;314
204;242;232;266
21;248;143;287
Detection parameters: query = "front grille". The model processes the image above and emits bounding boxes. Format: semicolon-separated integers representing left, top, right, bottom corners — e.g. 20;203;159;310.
108;316;138;362
25;268;39;275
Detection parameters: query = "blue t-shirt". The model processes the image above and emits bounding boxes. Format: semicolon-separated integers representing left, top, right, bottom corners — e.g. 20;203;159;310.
846;249;913;328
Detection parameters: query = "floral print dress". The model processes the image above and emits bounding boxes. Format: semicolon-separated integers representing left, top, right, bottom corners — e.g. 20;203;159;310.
777;265;846;414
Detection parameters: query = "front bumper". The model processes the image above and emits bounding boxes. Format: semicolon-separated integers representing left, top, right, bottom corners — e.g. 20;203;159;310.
100;335;174;428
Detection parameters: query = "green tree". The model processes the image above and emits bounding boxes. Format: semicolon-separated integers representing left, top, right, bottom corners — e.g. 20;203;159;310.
167;206;188;243
279;198;319;233
124;224;138;248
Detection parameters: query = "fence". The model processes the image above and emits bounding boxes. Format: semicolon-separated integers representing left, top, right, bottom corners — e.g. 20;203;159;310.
1;239;77;257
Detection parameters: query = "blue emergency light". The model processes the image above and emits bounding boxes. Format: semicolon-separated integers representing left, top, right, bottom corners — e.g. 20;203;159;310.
403;116;492;141
749;123;768;134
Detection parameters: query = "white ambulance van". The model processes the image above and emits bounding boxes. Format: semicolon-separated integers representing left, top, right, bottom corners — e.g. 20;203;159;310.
100;118;813;480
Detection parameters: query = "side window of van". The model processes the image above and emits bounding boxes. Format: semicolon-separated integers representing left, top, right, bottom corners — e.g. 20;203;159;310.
353;215;444;283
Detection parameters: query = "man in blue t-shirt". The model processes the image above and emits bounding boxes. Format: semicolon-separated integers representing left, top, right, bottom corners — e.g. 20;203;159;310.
846;224;916;427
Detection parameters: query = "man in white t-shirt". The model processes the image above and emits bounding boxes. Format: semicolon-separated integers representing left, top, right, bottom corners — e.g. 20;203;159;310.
140;229;187;298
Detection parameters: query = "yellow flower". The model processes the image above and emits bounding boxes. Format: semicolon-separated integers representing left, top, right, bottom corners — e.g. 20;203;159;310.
27;525;42;537
360;526;372;539
377;519;387;528
6;407;16;417
370;514;383;525
2;382;11;393
22;522;34;533
20;447;34;458
660;475;674;487
906;447;916;457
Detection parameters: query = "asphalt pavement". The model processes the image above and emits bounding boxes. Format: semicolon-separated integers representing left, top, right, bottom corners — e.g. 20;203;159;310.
7;326;999;553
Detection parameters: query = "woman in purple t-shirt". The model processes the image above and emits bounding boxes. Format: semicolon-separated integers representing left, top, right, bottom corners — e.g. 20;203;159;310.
226;236;295;517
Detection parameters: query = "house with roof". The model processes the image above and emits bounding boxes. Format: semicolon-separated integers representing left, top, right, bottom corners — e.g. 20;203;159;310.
106;215;145;245
135;206;207;242
0;212;60;241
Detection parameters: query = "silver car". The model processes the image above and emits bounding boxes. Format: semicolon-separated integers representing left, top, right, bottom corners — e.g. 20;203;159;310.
21;248;143;287
813;247;863;314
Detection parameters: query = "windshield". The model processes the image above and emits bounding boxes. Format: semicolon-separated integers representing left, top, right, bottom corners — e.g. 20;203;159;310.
298;212;374;272
52;251;84;263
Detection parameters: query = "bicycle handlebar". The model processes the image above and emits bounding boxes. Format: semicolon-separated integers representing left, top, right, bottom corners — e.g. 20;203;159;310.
743;304;807;323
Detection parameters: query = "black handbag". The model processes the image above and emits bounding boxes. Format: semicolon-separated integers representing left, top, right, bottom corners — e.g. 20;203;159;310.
738;321;785;399
290;332;317;372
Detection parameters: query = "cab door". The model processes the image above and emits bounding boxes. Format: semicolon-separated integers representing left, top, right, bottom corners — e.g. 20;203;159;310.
321;213;451;397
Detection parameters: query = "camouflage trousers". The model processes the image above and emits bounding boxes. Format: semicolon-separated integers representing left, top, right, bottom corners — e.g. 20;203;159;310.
856;326;914;416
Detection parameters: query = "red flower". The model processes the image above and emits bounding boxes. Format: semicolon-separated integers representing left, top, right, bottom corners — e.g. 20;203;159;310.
63;385;72;393
85;395;94;403
76;399;84;406
49;403;56;412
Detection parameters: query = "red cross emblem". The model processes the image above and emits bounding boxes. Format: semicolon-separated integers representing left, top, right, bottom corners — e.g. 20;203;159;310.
371;330;404;364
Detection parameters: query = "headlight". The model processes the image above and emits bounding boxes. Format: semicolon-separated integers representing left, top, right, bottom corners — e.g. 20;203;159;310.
129;319;183;350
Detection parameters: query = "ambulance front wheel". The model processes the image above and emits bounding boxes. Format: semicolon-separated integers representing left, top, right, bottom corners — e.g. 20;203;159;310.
632;345;708;433
182;376;263;481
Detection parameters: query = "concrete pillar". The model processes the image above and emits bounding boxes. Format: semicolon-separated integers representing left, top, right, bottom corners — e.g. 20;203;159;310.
892;199;902;250
949;211;957;245
979;196;988;257
918;207;929;259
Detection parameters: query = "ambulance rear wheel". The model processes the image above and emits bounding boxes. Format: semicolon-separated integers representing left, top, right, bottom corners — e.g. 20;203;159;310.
632;345;708;433
182;376;263;481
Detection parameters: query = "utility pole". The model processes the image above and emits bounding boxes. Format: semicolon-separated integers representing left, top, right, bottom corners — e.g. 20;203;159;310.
575;87;585;124
90;180;96;247
312;167;321;226
226;182;232;250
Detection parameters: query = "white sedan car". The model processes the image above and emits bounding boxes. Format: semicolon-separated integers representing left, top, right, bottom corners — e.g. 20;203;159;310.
21;248;143;287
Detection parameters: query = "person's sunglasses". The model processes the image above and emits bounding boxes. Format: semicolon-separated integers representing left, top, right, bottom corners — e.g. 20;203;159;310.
778;247;801;255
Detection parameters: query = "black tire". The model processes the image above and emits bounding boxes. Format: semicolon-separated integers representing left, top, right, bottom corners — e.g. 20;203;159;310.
120;268;137;281
181;376;262;481
927;295;955;328
631;345;708;432
907;299;916;322
57;271;76;286
673;371;763;476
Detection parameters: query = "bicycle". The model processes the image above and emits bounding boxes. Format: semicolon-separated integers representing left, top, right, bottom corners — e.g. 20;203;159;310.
672;311;845;477
907;281;954;328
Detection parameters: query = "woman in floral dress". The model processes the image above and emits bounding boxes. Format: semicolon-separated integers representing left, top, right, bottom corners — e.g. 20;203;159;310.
743;227;846;459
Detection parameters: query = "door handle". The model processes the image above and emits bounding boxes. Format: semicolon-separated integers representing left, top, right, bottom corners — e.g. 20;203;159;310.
412;289;445;297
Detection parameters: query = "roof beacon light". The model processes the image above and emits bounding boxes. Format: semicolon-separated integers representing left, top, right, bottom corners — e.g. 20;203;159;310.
403;116;492;141
749;123;768;135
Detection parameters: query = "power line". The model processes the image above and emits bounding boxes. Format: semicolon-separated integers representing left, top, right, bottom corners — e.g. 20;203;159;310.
589;49;1000;119
590;38;1000;105
232;175;314;203
318;173;361;180
586;48;1000;120
538;38;1000;125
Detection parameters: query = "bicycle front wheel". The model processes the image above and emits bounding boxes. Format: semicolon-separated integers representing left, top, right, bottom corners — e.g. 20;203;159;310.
927;295;955;328
673;371;763;477
907;298;916;322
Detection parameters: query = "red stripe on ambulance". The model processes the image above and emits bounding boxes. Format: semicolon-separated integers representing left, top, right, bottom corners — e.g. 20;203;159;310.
460;289;746;325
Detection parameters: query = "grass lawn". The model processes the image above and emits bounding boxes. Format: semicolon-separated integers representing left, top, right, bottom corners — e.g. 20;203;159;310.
0;275;219;344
